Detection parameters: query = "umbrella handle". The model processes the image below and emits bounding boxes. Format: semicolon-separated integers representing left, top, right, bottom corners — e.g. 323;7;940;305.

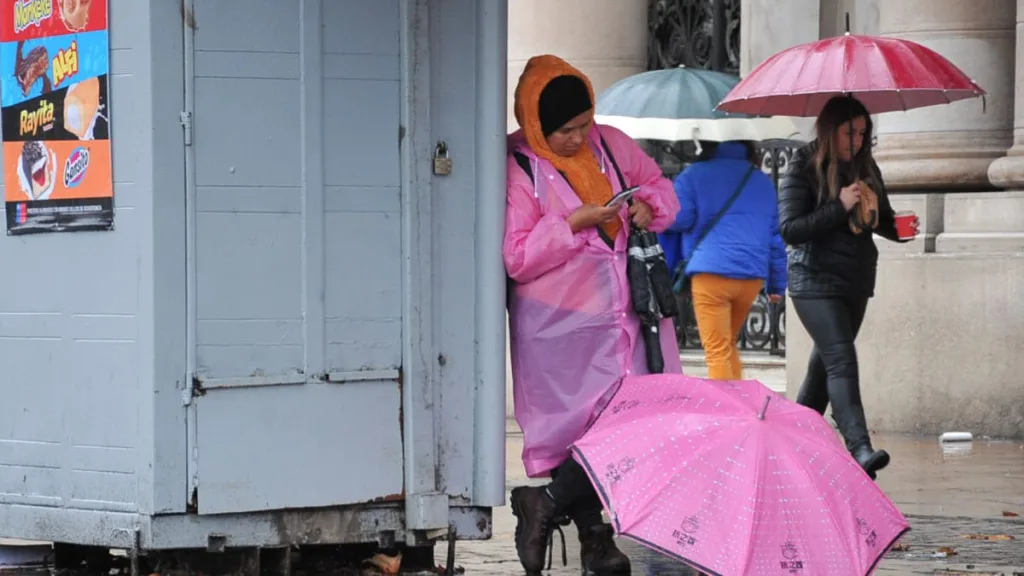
758;395;771;420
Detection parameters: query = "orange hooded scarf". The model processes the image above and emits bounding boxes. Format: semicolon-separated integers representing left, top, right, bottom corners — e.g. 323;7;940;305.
513;55;619;238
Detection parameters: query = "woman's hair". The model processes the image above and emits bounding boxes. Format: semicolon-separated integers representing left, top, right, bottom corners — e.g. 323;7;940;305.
695;140;759;164
812;96;879;204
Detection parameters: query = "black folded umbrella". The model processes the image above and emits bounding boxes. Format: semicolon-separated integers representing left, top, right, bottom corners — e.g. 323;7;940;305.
597;132;679;375
627;224;679;374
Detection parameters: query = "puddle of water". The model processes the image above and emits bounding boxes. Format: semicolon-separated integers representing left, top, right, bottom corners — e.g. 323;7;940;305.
873;434;1024;518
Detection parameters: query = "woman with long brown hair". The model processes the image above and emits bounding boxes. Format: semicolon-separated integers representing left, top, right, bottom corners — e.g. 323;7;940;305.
778;95;918;480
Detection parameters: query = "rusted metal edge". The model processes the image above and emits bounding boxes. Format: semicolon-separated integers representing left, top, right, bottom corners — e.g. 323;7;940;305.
365;493;405;504
396;368;407;500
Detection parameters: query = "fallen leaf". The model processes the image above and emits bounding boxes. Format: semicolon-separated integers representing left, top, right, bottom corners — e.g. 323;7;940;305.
962;533;1016;541
1003;510;1020;517
891;540;911;552
362;551;403;575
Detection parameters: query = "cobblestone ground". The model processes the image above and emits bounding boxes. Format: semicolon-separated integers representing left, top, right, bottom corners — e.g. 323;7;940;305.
454;495;1024;575
452;428;1024;575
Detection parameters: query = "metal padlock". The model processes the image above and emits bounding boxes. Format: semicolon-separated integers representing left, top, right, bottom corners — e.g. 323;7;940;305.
433;141;452;176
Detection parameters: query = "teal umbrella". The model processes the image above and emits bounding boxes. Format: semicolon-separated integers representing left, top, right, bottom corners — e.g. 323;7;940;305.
595;66;799;143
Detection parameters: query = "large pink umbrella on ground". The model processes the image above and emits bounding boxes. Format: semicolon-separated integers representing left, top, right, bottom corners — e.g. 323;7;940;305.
571;374;910;576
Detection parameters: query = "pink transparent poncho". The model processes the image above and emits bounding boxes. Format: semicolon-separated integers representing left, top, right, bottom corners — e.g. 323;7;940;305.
504;125;683;478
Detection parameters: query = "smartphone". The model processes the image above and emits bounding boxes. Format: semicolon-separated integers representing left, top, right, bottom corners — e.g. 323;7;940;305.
605;186;640;208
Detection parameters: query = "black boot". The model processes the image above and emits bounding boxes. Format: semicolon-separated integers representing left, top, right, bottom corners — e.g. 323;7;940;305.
850;436;890;480
578;524;631;575
829;385;889;480
511;486;565;574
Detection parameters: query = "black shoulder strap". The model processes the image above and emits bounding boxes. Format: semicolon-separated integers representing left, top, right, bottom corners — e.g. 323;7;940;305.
513;151;533;182
598;134;629;193
596;133;633;246
691;165;755;256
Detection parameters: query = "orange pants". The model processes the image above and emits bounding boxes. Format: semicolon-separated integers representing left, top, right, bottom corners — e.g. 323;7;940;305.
690;273;764;380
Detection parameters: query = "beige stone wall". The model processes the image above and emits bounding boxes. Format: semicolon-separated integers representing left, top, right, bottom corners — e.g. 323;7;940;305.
784;272;1024;438
786;194;1024;438
506;0;648;130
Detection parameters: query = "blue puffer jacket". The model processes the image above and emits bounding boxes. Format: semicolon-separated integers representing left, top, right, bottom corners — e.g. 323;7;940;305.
658;142;787;295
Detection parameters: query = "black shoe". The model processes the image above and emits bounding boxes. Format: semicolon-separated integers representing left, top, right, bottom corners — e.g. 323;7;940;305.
510;486;566;574
578;524;631;575
829;391;891;480
851;442;890;480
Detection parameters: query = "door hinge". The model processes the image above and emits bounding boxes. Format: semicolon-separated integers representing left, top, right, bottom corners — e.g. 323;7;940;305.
187;485;199;513
180;111;193;146
182;372;204;406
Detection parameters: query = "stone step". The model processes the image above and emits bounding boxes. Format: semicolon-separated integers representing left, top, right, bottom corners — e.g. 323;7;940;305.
680;351;788;394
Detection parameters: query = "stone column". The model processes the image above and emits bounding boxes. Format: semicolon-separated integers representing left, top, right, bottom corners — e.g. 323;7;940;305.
819;0;881;38
737;0;821;139
938;0;1024;253
506;0;648;129
989;0;1024;188
739;0;820;77
873;1;1015;191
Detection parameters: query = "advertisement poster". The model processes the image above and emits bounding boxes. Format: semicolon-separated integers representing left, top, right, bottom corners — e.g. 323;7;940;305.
1;0;111;235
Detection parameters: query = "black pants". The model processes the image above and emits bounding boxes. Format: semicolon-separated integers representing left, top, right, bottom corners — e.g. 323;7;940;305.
790;295;869;415
547;458;604;528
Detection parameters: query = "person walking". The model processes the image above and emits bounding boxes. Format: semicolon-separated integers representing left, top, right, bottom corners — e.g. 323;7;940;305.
664;140;786;380
778;95;919;480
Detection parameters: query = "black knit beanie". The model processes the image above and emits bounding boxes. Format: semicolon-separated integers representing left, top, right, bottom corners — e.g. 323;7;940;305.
538;75;592;137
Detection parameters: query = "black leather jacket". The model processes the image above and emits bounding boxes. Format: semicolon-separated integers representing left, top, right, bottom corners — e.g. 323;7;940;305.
778;142;904;298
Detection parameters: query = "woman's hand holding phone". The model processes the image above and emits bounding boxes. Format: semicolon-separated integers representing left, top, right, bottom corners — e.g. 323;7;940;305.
568;204;619;233
605;186;640;208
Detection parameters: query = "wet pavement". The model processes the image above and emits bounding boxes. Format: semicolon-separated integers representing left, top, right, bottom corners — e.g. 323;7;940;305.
1;424;1021;575
452;422;1024;575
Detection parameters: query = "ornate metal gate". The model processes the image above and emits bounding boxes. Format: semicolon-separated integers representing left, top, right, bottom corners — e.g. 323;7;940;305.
647;0;741;74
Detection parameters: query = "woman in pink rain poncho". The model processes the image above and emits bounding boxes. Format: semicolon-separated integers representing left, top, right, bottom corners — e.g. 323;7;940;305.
504;54;681;575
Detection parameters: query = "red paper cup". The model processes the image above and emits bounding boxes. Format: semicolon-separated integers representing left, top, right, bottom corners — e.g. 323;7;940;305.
894;211;917;240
